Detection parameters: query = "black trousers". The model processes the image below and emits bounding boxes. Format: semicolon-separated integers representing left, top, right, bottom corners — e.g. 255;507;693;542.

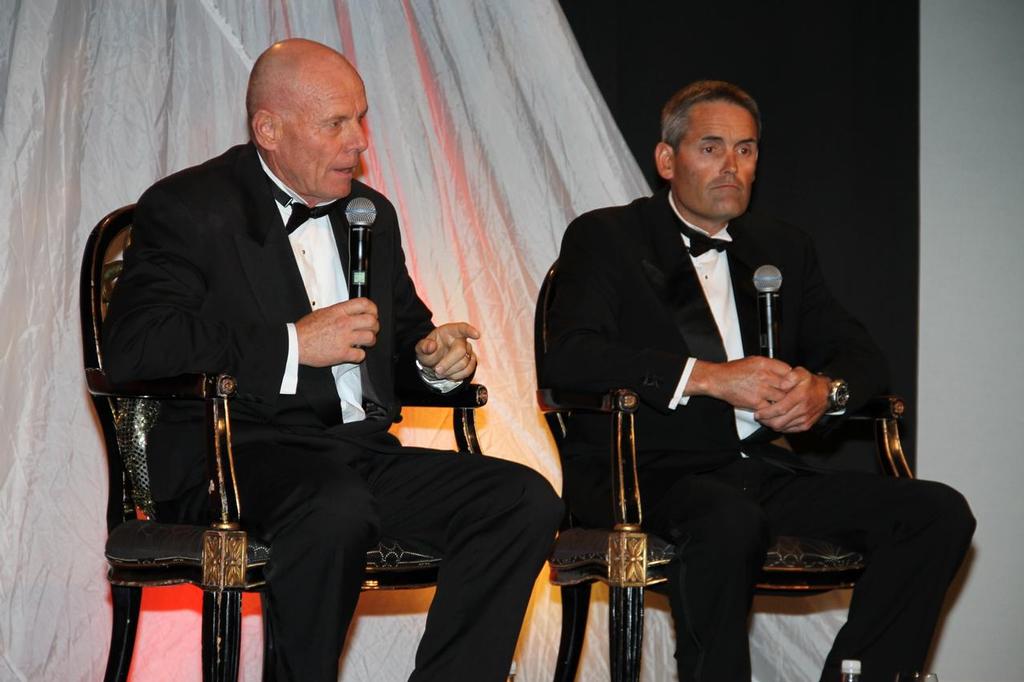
639;456;975;682
159;428;563;682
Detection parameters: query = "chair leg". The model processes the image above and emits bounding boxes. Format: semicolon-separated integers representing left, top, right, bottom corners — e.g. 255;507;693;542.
104;585;141;682
552;583;592;682
202;590;242;682
609;586;644;682
260;592;277;682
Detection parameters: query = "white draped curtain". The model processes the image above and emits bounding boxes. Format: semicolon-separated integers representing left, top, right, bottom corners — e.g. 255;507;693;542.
0;2;846;679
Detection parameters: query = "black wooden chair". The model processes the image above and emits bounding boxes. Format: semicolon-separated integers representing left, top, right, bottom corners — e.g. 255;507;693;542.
82;205;489;682
534;260;912;682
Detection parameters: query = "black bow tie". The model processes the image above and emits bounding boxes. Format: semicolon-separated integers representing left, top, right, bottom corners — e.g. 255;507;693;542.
677;220;731;257
284;202;336;234
267;179;336;234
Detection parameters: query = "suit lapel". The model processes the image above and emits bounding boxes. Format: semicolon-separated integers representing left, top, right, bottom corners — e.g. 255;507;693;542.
231;145;343;425
724;224;760;357
639;193;728;363
329;208;350;281
232;145;312;324
727;217;778;358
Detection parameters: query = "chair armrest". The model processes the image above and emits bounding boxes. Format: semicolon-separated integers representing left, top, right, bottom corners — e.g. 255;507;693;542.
399;382;488;408
397;382;488;456
846;394;905;421
838;394;911;479
538;387;642;528
86;367;242;527
537;387;639;414
86;368;237;400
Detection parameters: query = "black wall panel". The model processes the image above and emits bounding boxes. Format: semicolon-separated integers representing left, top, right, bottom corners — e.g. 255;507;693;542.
559;0;919;468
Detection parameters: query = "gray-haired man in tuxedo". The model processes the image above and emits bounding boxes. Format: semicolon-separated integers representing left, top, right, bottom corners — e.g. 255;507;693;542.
544;80;974;681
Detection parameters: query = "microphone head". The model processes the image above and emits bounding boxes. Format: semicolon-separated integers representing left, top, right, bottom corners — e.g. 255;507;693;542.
345;197;377;226
753;264;782;293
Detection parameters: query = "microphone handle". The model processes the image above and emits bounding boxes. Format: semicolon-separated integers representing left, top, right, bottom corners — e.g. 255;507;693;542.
348;226;371;298
758;291;780;358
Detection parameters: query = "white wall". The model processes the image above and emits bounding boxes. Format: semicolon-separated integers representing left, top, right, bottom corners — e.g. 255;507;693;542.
920;2;1024;680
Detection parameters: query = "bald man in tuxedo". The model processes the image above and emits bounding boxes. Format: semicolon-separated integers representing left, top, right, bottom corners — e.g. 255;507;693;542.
104;39;561;682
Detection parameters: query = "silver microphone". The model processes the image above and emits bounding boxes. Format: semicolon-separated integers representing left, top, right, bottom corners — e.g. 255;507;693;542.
345;197;377;298
753;265;782;358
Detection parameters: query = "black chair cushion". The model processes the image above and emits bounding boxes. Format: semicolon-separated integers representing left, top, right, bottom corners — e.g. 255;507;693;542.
550;527;676;570
549;527;675;587
105;520;271;566
762;536;865;571
106;519;444;572
365;538;443;571
548;527;866;586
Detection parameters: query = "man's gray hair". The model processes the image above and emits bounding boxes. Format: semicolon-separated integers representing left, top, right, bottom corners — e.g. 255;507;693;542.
660;80;762;149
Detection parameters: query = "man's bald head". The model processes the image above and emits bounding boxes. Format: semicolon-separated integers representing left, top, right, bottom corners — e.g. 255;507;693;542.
246;39;361;124
247;39;369;205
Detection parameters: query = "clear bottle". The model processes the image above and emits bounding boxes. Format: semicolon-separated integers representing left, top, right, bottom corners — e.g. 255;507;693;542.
840;659;862;682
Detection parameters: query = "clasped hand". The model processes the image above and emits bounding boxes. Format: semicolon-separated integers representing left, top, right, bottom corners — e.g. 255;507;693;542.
690;356;830;433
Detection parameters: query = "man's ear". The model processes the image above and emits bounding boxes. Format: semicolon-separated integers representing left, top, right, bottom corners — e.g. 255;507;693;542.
251;110;280;150
654;142;675;181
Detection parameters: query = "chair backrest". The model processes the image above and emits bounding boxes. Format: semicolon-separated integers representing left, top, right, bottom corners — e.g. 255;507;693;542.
80;205;160;528
534;260;574;447
533;261;559;378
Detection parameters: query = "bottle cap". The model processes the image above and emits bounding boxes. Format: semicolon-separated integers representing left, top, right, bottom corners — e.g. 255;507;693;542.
841;660;862;674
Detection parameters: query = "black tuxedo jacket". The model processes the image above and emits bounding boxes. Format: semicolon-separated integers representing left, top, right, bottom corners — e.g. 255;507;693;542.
543;190;888;518
103;143;436;500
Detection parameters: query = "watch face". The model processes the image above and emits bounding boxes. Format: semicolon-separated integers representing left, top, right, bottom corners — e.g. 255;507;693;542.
833;380;850;408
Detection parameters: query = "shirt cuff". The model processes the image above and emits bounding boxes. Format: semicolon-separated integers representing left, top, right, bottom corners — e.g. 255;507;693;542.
280;323;299;395
415;359;462;393
669;357;698;409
